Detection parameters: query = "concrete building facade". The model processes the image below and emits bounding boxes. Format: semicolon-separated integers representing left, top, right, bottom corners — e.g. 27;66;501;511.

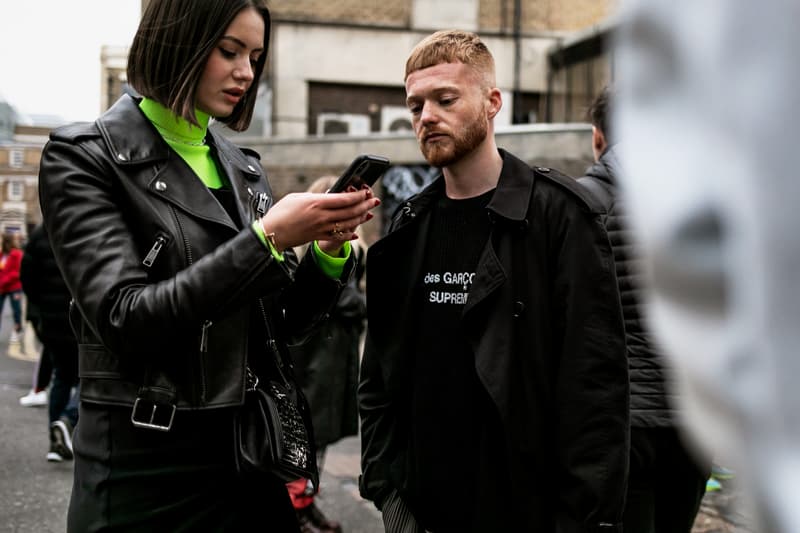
263;0;616;139
130;0;617;139
69;0;613;241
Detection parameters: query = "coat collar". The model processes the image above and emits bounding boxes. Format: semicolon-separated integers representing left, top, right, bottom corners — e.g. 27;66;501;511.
485;149;535;223
95;95;264;231
375;148;536;265
96;95;170;165
95;95;262;183
400;148;535;226
584;144;621;188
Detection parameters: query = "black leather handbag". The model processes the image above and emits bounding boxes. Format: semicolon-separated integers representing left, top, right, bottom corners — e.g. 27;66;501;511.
233;367;319;489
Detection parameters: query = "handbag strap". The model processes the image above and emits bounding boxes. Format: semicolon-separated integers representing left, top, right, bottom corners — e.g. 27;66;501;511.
255;297;293;389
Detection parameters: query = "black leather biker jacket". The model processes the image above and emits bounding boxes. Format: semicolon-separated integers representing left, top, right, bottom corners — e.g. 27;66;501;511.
39;95;350;415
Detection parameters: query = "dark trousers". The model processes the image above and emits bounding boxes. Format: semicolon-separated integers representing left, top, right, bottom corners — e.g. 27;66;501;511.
33;345;52;391
623;427;710;533
0;290;23;330
43;338;79;426
44;340;78;426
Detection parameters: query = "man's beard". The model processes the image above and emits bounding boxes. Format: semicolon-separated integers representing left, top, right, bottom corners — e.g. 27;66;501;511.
419;110;488;168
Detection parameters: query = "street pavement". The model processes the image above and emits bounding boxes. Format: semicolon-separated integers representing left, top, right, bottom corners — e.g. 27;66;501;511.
0;304;382;533
0;299;755;533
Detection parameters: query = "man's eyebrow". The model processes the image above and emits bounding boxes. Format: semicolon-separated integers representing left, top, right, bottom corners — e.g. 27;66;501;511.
220;35;264;53
406;86;459;103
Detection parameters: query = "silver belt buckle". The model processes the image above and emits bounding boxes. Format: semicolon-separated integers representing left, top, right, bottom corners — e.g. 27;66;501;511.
131;397;176;431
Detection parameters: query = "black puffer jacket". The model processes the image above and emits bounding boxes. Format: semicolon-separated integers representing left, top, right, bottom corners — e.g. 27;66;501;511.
20;223;74;343
38;95;351;412
578;145;677;427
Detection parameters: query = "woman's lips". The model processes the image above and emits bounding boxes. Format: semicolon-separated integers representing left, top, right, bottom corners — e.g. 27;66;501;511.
223;88;244;104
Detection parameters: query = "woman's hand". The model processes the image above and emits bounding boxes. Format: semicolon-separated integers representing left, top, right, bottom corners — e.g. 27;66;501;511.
259;187;379;255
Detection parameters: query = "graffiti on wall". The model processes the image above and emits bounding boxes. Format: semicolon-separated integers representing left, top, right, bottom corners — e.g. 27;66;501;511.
380;164;439;234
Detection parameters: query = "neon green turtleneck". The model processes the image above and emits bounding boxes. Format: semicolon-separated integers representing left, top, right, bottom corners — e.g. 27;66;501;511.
139;98;224;189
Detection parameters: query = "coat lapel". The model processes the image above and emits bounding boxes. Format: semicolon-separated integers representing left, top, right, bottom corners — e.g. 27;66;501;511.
463;242;505;315
463;150;534;315
96;95;264;232
207;129;266;228
148;154;238;230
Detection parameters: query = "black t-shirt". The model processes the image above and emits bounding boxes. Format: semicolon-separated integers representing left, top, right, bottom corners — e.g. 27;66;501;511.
407;188;510;532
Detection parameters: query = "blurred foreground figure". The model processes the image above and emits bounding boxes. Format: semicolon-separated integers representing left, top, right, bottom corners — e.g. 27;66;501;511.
615;2;800;531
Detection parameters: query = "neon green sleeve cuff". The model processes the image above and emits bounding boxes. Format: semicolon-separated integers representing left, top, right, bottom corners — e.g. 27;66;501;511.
313;240;351;279
251;220;285;262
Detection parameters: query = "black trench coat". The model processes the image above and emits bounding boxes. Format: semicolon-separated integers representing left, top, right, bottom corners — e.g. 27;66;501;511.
359;150;630;532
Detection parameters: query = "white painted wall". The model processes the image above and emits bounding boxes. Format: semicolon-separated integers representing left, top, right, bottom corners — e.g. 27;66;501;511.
411;0;479;31
272;23;556;138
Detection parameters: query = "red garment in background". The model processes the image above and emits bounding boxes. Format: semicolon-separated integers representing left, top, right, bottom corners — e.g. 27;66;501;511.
286;478;314;509
0;248;23;293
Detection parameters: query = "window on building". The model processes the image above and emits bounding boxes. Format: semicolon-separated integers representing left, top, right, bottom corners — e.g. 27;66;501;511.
9;150;23;168
308;82;408;135
7;180;23;201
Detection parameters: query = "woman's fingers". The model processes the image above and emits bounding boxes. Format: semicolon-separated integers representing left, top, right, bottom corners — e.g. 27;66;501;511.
318;187;374;208
320;189;380;221
315;190;380;232
259;188;380;251
333;212;373;235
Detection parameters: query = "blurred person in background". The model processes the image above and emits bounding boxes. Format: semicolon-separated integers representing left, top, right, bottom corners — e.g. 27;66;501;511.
20;223;79;462
0;232;24;344
577;86;710;533
615;1;800;531
19;230;52;408
18;345;52;407
287;175;367;533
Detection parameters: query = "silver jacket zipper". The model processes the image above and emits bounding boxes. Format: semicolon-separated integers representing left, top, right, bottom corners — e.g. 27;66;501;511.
199;320;212;353
257;192;271;215
142;236;166;267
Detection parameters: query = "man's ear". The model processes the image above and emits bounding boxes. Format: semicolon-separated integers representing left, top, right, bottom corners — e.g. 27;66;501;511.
486;88;503;120
592;126;607;159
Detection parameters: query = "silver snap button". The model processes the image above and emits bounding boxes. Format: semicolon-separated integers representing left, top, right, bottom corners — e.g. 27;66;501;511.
117;153;127;161
155;180;167;192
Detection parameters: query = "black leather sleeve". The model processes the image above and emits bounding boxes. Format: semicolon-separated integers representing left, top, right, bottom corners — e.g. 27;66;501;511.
38;136;294;357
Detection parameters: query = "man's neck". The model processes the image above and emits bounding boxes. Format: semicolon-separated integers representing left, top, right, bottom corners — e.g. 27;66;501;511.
442;138;503;199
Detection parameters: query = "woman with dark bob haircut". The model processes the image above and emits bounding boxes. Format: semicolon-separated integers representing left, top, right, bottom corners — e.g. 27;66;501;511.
38;0;380;530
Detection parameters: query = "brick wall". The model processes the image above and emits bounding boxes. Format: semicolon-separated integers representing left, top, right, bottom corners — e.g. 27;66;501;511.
268;0;612;32
142;0;613;34
479;0;616;32
269;0;412;26
545;0;616;31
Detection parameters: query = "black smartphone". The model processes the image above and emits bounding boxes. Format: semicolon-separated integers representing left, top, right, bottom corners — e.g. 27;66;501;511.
327;154;390;193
